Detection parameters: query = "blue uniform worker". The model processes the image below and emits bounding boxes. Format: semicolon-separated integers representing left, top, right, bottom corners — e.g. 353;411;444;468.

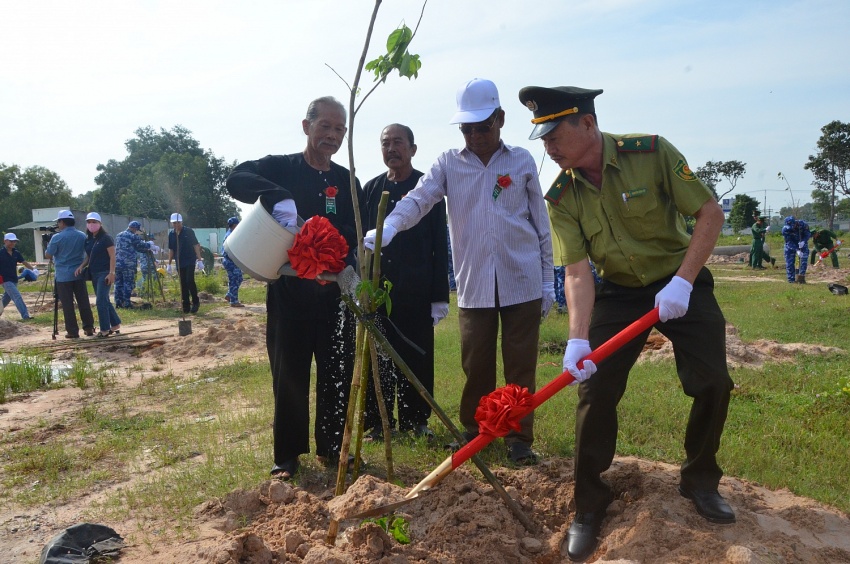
781;216;811;283
221;216;244;307
555;260;602;314
114;221;153;307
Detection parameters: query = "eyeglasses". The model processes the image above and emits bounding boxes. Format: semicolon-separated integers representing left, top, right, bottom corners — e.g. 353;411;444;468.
459;111;500;135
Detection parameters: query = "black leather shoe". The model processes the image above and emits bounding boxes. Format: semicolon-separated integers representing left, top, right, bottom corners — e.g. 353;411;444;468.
270;457;300;481
678;485;736;524
563;511;605;562
507;442;539;465
445;430;478;451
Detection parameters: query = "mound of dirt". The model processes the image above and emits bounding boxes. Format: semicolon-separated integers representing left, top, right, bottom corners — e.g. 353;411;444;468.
167;456;850;564
151;318;263;361
0;318;39;341
641;324;844;368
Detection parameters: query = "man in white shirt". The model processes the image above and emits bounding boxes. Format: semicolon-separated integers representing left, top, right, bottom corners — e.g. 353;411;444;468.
366;78;555;464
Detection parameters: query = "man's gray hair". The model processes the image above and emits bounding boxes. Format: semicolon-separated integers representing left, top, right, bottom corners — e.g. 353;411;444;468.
305;96;347;123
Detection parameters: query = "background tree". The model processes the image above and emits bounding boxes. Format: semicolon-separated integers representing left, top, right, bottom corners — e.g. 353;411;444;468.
93;126;237;225
778;202;815;221
72;189;96;211
695;160;746;201
729;193;760;233
0;163;73;259
809;193;850;224
805;120;850;230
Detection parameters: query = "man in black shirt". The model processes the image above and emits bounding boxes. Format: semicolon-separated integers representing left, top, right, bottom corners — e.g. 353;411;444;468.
226;96;361;480
166;213;202;313
362;124;449;441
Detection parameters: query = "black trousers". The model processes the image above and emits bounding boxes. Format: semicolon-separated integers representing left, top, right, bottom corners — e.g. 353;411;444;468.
177;267;199;310
56;279;95;336
364;300;434;432
266;290;356;465
574;267;734;512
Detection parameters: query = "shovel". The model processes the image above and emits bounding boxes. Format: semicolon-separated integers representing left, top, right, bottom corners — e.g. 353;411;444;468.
347;307;661;519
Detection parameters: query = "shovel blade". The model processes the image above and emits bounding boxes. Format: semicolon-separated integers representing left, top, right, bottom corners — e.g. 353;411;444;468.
346;493;423;519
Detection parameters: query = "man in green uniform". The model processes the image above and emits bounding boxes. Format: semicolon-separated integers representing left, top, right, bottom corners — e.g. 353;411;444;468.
810;228;840;268
749;215;775;269
518;85;736;562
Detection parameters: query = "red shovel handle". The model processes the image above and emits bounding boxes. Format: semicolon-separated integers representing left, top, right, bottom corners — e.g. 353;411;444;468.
451;307;660;469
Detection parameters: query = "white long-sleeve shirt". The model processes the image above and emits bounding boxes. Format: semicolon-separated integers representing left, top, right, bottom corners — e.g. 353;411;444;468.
385;141;553;309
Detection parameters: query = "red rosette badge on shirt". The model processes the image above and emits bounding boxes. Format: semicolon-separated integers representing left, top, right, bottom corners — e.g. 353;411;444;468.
324;185;338;214
474;383;533;437
287;215;349;284
492;174;511;201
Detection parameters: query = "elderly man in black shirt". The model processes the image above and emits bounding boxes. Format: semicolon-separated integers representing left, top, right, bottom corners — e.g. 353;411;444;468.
226;96;361;480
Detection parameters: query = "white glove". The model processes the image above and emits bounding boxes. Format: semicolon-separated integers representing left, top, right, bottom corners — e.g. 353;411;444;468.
151;245;160;254
796;250;805;259
272;198;299;228
765;226;771;232
147;241;155;249
654;275;693;323
166;264;173;275
196;259;205;271
431;302;449;326
563;339;597;384
541;281;555;319
32;268;40;276
798;241;806;249
364;223;398;251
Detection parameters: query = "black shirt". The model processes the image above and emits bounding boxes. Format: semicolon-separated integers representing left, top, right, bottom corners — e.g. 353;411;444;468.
226;153;362;319
363;170;449;306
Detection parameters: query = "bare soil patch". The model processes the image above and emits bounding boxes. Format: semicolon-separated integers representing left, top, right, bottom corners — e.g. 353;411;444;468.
2;291;849;563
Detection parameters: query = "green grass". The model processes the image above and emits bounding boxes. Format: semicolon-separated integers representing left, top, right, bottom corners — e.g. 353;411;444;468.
1;263;849;545
0;350;57;402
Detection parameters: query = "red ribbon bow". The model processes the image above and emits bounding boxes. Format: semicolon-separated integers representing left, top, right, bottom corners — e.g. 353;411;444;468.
287;216;349;283
474;383;533;437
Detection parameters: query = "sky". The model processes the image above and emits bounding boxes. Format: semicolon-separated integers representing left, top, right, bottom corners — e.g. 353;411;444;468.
2;0;848;218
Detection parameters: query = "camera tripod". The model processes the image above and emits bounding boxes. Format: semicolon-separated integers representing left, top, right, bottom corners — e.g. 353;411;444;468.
138;250;166;304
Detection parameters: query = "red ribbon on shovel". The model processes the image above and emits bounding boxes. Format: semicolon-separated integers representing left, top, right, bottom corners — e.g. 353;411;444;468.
350;307;660;518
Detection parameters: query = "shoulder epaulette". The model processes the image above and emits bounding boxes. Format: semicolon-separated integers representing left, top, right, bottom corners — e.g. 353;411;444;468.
616;135;658;153
544;170;574;205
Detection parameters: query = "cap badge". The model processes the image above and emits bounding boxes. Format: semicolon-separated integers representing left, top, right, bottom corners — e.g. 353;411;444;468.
524;100;538;112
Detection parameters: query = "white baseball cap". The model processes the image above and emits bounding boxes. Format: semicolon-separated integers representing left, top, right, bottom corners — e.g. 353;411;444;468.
86;212;102;222
4;233;18;241
54;210;75;221
170;213;183;222
449;78;501;124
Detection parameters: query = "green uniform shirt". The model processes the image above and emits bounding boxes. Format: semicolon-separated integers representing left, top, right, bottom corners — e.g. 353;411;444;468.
545;133;713;288
751;223;767;241
812;229;837;249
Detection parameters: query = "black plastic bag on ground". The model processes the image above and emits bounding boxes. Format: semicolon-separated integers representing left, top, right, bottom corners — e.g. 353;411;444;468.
39;523;125;564
828;283;848;295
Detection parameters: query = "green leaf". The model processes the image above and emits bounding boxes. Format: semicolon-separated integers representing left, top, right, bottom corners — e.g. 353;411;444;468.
385;26;412;52
389;517;410;544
